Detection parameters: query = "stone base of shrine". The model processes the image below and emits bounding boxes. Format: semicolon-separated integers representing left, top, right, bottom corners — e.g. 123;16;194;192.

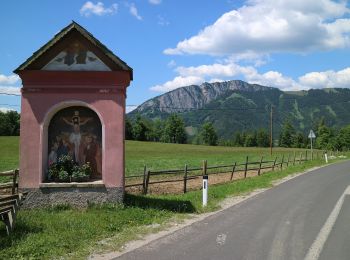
20;182;124;208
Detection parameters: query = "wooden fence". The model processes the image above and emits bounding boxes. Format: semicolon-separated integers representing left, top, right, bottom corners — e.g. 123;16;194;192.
125;150;326;195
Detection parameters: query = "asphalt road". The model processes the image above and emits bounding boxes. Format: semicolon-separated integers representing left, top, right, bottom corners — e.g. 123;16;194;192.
116;161;350;260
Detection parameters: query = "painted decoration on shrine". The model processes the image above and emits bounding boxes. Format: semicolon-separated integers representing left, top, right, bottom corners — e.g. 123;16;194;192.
48;106;102;180
42;41;111;71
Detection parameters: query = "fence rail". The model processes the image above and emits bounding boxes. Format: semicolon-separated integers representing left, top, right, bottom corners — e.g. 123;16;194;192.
0;169;19;195
125;151;327;195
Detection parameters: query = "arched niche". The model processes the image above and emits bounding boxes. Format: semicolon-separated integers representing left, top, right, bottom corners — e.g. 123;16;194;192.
47;106;103;181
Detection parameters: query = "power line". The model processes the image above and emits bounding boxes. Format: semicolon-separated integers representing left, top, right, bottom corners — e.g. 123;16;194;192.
0;103;20;107
0;93;21;96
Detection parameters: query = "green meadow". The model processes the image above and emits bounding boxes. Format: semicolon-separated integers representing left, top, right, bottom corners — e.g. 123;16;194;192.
0;136;315;175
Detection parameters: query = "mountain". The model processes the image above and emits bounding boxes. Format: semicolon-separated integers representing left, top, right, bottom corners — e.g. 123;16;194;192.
129;80;350;139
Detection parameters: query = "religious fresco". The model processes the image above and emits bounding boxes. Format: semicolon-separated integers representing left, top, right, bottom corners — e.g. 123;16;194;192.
48;106;102;180
43;41;111;71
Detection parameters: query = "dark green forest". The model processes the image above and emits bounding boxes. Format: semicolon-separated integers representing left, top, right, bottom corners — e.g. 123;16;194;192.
126;114;350;151
0;111;20;136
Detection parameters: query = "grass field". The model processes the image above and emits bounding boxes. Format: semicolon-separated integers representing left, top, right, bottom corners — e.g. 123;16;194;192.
0;136;347;259
0;136;313;175
0;136;19;172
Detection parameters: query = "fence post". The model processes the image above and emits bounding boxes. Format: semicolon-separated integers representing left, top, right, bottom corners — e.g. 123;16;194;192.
142;165;147;193
183;164;188;194
293;151;296;165
230;162;236;180
12;169;19;195
258;156;263;176
143;170;151;195
272;156;277;171
299;152;303;164
286;154;290;167
305;150;308;161
202;160;207;176
280;154;284;170
244;156;248;178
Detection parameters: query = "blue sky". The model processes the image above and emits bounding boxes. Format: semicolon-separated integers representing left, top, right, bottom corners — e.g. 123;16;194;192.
1;0;350;112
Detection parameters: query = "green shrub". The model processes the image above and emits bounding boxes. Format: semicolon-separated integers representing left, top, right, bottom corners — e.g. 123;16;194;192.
48;155;92;182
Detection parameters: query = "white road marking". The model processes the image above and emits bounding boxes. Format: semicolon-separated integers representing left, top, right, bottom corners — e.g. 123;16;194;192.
304;185;350;260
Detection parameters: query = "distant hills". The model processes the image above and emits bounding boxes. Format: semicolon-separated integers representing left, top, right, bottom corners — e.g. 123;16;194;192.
129;80;350;139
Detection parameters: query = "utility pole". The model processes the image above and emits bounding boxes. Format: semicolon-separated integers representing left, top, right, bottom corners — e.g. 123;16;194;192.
270;105;273;155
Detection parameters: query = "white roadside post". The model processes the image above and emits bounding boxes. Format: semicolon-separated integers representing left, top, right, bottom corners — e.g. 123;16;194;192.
325;151;328;163
203;175;208;207
308;130;316;160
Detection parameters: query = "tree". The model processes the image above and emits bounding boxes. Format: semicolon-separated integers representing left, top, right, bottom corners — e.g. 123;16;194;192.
147;119;164;142
200;122;218;146
316;123;332;149
292;132;305;148
279;121;296;147
256;129;269;147
0;111;20;136
162;114;187;144
337;125;350;150
233;132;243;147
244;132;257;147
132;115;149;141
125;117;134;140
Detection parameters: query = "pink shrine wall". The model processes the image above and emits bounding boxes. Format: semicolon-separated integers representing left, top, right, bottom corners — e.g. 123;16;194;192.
18;70;131;189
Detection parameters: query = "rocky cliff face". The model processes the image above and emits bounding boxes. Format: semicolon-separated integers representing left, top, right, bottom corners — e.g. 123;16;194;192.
134;80;273;114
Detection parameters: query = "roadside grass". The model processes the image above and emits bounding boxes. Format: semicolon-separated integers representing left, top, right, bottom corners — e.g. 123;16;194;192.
1;157;347;259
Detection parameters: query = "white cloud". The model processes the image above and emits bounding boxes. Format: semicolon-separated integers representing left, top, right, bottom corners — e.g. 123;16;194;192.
0;107;15;113
0;86;21;96
129;3;142;20
126;105;138;113
151;58;350;92
149;0;162;5
157;15;169;26
176;63;255;78
0;74;19;85
151;60;302;92
80;1;118;17
299;67;350;89
244;70;303;90
150;76;204;92
164;0;350;57
167;60;176;68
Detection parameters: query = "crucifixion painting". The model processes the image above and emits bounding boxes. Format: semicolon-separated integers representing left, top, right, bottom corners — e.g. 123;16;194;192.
48;107;102;179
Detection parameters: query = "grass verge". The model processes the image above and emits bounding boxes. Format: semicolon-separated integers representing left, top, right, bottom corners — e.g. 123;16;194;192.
1;157;347;259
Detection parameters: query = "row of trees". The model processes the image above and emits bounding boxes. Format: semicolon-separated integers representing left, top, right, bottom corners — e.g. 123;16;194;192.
223;129;270;147
127;114;350;151
126;115;187;144
278;121;308;148
126;115;219;146
302;120;350;151
0;111;20;136
4;109;350;151
277;119;350;151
